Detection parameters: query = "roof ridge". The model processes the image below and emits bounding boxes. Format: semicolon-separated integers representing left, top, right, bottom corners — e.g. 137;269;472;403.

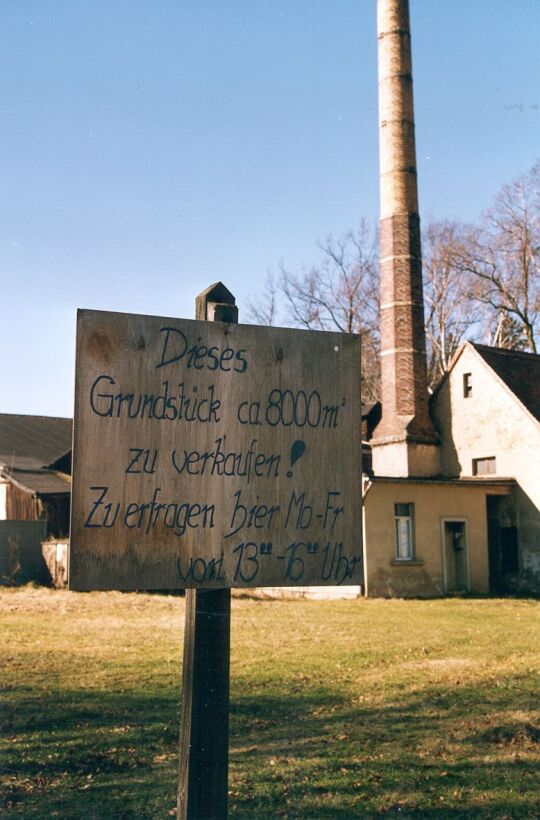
471;342;540;360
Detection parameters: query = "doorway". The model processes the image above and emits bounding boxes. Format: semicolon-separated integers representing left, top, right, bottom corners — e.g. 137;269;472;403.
442;520;469;593
487;495;519;593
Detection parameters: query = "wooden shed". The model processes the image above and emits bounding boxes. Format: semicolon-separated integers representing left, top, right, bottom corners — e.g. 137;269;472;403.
0;414;72;584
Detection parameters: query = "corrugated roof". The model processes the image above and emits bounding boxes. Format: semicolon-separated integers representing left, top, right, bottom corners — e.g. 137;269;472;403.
472;344;540;422
0;414;72;469
6;468;71;495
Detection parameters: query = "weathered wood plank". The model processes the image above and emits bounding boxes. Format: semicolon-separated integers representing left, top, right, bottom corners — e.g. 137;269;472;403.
178;284;233;820
177;585;231;820
70;299;362;591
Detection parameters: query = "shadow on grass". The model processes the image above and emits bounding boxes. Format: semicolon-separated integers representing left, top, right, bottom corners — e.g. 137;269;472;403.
2;687;180;818
2;677;538;818
228;678;538;818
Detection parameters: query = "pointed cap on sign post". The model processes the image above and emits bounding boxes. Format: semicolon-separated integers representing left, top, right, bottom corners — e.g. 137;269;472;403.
196;282;238;322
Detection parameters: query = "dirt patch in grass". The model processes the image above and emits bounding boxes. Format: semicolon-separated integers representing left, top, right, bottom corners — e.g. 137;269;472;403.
405;657;478;669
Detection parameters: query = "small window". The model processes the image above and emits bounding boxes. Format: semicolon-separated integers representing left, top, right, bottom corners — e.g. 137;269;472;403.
463;373;472;397
394;503;414;560
473;457;496;475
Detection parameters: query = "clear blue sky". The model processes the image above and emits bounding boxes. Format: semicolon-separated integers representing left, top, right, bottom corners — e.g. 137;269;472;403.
1;1;538;417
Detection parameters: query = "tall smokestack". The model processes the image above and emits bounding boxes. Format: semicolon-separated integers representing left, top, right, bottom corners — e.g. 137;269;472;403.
371;0;439;477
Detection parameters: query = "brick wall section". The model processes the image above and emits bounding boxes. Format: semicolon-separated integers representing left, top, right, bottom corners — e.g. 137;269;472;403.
373;0;437;446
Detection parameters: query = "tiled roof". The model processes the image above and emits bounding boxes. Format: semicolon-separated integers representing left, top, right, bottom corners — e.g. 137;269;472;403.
472;344;540;422
0;414;72;469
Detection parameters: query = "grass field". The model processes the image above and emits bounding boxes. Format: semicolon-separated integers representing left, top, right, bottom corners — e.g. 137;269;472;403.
1;587;539;818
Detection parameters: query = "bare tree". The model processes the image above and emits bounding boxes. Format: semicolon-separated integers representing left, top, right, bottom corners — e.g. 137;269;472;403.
247;162;540;407
457;161;540;353
245;272;278;326
248;222;381;403
422;220;480;384
489;310;530;350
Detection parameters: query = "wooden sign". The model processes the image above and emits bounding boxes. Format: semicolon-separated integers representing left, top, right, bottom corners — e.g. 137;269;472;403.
70;308;362;590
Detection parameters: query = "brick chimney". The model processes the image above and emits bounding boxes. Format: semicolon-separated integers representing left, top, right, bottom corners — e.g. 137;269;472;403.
371;0;439;477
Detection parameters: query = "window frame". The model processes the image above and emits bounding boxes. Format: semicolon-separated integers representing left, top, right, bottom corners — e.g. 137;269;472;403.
472;456;496;475
394;502;415;561
463;372;472;398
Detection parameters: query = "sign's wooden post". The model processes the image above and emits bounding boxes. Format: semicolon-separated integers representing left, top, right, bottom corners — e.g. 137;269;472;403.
70;286;362;818
177;283;238;820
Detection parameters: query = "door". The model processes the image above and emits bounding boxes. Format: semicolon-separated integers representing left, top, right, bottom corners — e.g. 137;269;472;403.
443;520;469;593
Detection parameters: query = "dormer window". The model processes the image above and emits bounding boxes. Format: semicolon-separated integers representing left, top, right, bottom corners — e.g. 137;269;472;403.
473;457;496;475
463;373;472;398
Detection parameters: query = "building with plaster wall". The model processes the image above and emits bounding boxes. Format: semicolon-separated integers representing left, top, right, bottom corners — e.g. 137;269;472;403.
361;0;538;599
433;343;540;594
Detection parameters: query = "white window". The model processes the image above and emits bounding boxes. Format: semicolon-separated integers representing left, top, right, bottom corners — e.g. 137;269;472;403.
394;503;414;560
473;456;496;475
